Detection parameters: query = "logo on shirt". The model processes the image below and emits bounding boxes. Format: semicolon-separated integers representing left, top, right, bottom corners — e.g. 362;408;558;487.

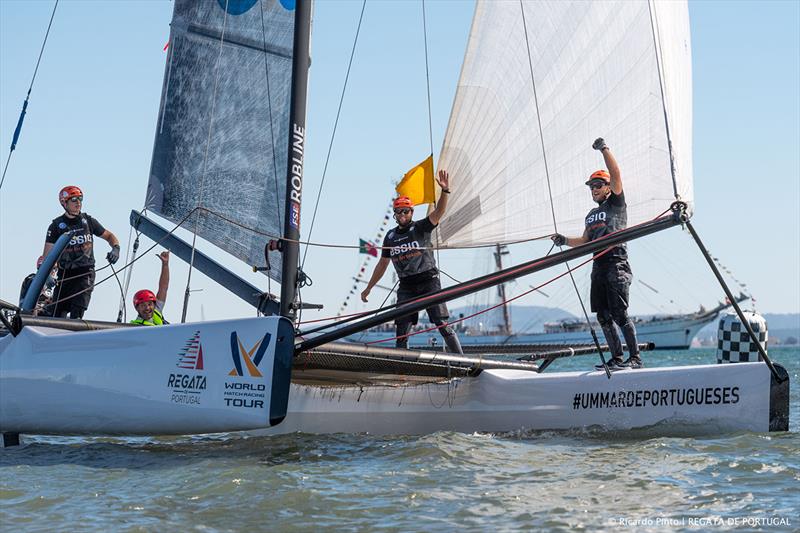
58;222;67;230
586;211;607;225
390;241;421;256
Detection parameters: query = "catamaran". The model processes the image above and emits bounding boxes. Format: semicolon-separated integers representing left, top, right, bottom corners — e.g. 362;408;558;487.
0;0;789;446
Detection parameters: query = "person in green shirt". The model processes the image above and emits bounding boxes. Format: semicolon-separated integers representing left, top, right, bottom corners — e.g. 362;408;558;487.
131;251;170;326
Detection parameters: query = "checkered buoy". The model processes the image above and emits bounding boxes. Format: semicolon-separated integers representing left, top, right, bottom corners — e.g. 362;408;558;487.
717;311;768;363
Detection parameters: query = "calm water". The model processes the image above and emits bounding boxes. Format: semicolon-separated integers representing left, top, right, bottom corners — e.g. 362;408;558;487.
2;348;798;532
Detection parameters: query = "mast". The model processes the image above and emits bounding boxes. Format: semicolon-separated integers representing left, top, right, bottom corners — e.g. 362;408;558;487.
493;244;512;335
280;0;312;320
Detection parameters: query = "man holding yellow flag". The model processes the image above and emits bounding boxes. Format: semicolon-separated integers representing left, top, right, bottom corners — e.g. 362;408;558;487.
361;168;463;354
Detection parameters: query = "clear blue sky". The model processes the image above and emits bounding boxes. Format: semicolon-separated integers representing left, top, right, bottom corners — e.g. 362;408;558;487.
1;0;798;326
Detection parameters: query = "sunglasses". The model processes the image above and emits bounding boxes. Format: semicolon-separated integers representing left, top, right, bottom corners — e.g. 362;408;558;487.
68;196;84;203
394;208;412;215
588;182;607;190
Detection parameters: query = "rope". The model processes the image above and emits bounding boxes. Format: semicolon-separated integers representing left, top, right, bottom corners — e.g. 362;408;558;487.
647;0;680;199
45;208;199;311
300;0;367;270
519;0;608;372
363;208;673;346
198;204;553;252
0;0;59;192
365;245;610;346
258;0;283;230
182;0;230;323
420;0;443;274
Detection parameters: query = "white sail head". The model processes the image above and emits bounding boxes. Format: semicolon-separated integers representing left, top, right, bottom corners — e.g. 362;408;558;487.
437;0;693;247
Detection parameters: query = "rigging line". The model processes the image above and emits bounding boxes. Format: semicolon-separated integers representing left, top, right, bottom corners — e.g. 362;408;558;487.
116;209;144;322
354;279;398;343
438;269;461;284
421;0;435;158
420;0;443;274
299;208;672;337
258;0;283;229
647;0;679;199
47;208;200;310
182;1;230;323
300;0;367;270
199;204;553;250
365;243;609;346
519;0;607;374
108;263;126;323
0;0;59;192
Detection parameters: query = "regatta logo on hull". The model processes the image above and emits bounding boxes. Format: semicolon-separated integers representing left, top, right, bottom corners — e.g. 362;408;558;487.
177;331;204;370
225;331;271;410
229;331;271;377
168;331;206;405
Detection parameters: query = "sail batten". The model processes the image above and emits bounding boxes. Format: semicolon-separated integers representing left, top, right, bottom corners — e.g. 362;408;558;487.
146;0;297;283
437;0;693;248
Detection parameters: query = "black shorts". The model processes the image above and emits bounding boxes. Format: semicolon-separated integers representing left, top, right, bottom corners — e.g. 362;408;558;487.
590;261;632;316
395;275;449;326
53;269;95;317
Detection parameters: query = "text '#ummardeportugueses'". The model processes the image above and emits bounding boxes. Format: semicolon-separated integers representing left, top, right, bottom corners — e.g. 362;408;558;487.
572;386;740;410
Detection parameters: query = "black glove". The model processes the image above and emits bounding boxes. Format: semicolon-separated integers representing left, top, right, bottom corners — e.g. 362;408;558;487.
592;138;608;151
107;245;120;265
551;233;567;246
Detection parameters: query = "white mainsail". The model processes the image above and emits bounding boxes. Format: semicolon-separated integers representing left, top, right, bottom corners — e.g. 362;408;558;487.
437;0;693;247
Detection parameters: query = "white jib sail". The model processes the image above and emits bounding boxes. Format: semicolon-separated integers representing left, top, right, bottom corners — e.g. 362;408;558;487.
436;0;693;247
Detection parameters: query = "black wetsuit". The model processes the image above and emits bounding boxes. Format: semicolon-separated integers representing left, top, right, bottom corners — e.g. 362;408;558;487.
382;217;462;352
45;213;106;319
585;191;640;362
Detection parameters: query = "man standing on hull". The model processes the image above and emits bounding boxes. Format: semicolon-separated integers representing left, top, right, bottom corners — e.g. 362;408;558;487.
42;185;120;319
361;170;463;354
552;138;642;370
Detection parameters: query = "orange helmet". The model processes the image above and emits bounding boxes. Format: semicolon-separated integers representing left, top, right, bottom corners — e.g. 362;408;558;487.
585;170;610;185
133;289;157;307
393;196;414;210
59;185;83;206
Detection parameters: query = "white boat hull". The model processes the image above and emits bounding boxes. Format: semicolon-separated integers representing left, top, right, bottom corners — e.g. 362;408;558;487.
254;361;788;436
0;318;294;436
0;324;788;439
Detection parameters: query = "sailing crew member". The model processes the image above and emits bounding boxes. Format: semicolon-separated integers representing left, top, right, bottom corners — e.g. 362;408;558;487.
131;251;170;326
42;185;120;319
361;170;463;354
551;138;642;370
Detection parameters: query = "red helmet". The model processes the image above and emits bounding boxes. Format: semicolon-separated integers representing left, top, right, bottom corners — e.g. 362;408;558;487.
133;289;157;307
585;170;610;185
393;196;414;210
59;185;83;206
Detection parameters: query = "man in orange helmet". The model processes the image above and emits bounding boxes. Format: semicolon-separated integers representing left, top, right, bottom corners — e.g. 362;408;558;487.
361;170;463;354
131;251;170;326
551;138;642;370
42;185;120;319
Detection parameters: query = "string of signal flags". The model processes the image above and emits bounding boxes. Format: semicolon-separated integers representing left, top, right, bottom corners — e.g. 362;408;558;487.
337;155;437;316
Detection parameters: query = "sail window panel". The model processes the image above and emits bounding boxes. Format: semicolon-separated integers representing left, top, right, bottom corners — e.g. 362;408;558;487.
437;0;693;248
146;0;295;283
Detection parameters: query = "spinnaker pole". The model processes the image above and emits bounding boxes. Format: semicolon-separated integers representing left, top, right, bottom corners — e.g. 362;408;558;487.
280;0;312;320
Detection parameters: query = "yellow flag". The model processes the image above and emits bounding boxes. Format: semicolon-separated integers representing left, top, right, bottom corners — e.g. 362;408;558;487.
395;155;435;206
